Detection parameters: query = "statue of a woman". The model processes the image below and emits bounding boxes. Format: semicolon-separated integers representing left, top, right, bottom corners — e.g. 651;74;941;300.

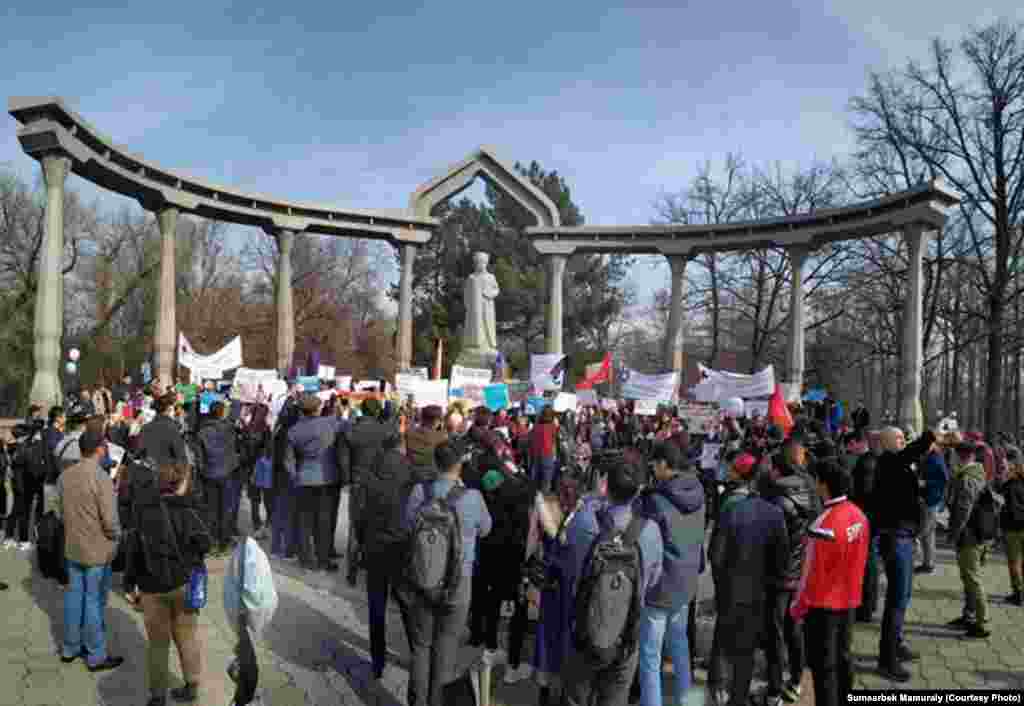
463;252;500;353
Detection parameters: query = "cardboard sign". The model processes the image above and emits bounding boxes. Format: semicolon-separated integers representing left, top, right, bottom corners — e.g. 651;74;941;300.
634;399;660;416
526;397;548;415
678;402;719;431
297;375;320;392
484;384;511;412
621;370;679;401
553;392;577;413
530;353;566;391
317;365;336;380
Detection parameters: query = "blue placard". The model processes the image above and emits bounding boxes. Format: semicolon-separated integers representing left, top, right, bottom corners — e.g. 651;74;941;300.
484;384;510;412
526;396;548;415
298;375;320;392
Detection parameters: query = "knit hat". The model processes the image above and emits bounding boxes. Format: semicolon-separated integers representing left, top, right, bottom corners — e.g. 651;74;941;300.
481;469;505;493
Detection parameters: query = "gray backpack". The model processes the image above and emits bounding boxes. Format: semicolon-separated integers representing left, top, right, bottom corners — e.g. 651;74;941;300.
407;483;466;607
572;512;645;667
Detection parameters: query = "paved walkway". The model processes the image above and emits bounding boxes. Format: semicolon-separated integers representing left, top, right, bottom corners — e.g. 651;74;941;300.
2;494;1022;705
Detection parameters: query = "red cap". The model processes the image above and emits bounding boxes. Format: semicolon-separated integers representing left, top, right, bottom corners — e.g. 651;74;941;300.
734;453;757;477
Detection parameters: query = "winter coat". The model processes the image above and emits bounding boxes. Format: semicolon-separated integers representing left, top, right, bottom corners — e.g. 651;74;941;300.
286;416;344;487
869;430;935;536
197;419;239;480
359;447;414;573
635;470;705;610
922;450;949;509
132;492;212;595
710;484;788;607
1000;475;1024;532
405;425;448;469
759;470;821;591
850;451;878;520
139;415;189;468
341;417;398;487
947;461;987;547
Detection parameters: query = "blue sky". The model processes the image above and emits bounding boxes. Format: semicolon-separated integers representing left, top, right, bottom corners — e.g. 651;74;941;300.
2;0;1022;309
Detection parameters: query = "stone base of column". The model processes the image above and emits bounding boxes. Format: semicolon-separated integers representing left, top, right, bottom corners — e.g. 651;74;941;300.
899;397;925;437
29;370;62;409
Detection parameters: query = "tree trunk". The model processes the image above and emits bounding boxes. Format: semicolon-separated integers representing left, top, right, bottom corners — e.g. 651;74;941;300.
984;293;1004;437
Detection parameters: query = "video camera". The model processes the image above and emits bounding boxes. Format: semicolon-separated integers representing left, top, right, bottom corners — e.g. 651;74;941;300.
11;418;45;440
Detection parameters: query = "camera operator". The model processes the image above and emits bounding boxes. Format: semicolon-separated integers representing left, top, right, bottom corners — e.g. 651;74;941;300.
3;407;51;550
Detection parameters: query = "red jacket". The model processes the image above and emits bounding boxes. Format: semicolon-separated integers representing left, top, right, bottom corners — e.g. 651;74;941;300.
791;496;869;622
530;422;557;460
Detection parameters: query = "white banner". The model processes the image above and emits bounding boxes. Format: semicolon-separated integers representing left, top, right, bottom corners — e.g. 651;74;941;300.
530;353;566;391
399;367;428;379
317;365;336;380
744;399;770;418
678;402;719;432
336;375;352;391
450;365;493;390
412;379;450;409
696;364;775;401
634;399;660;416
620;369;679;401
179;334;243;373
232;368;279;403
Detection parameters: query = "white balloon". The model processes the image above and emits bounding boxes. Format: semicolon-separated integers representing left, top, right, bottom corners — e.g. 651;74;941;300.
65;361;78;374
722;397;745;418
68;348;81;361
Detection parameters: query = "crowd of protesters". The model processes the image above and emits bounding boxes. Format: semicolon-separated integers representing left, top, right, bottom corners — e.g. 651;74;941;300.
2;377;1024;706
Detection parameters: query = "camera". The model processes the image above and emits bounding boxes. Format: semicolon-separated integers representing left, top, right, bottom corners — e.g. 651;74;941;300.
12;419;45;440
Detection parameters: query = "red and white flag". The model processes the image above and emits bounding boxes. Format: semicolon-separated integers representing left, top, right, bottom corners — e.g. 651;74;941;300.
576;353;612;389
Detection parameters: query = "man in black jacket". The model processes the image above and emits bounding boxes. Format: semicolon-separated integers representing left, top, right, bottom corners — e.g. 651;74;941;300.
709;452;789;706
846;432;880;623
140;394;188;467
759;444;820;705
869;427;935;682
357;434;412;679
339;398;397;585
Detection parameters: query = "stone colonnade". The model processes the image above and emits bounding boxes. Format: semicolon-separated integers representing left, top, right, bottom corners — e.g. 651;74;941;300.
535;226;930;434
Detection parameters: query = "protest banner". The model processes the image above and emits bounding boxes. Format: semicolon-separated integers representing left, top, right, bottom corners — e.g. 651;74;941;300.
483;384;511;412
620;369;679;401
553;392;577;413
576;389;598;406
297;375;320;392
530;353;566;391
399;367;428;379
744;399;770;418
525;397;548;415
677;402;719;432
634;399;660;416
412;379;450;409
317;365;336;380
696;364;775;400
449;366;493;406
336;375;352;391
179;334;243;373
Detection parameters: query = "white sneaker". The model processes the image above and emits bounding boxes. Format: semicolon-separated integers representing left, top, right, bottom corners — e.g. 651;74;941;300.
482;648;507;667
503;663;534;684
18;542;33;551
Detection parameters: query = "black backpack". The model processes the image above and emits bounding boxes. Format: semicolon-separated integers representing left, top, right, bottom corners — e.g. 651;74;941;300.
969;484;1003;542
572;512;646;668
35;511;67;583
406;483;466;607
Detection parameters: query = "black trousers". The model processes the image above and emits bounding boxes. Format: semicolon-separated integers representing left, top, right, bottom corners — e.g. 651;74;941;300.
566;647;640;706
804;608;854;706
857;539;880;621
709;601;763;706
367;566;397;676
6;475;44;542
297;485;333;566
326;483;341;556
205;478;231;546
765;589;805;694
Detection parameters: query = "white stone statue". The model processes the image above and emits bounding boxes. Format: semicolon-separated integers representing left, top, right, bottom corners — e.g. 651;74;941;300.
463;252;500;352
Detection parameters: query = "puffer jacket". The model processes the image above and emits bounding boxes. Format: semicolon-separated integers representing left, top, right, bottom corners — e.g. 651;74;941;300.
286;415;344;487
759;469;821;590
359;447;414;573
341;417;397;487
635;470;706;610
947;461;987;547
197;419;239;480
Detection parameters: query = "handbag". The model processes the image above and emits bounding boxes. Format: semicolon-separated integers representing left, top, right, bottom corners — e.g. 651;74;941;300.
160;501;208;611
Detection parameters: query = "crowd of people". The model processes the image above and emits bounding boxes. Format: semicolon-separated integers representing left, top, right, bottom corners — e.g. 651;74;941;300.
1;379;1023;706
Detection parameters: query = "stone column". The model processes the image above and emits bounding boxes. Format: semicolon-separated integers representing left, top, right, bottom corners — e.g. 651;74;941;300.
276;229;296;376
153;207;178;389
784;245;809;400
29;153;71;407
397;243;417;370
663;255;689;373
900;225;926;435
545;254;568;355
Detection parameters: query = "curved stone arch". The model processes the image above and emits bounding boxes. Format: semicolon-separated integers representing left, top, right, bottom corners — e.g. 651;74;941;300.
409;146;561;227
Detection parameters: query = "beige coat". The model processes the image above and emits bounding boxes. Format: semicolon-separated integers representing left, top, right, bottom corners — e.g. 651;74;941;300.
57;457;121;566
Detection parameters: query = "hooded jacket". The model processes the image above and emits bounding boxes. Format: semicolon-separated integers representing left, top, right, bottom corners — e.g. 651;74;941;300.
140;414;189;468
759;470;821;590
340;417;397;487
947;461;987;547
286;415;344;487
635;470;706;610
197;418;239;480
359;447;414;573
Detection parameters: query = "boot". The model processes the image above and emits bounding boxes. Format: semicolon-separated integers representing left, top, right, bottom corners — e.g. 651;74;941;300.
1007;590;1023;606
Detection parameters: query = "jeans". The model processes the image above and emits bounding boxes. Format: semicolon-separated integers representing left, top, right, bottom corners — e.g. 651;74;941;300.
205;477;241;546
271;482;300;556
367;567;397;676
878;531;914;665
638;605;690;706
63;561;112;666
956;543;989;626
396;578;472;706
919;505;940;568
765;589;804;695
804;608;853;706
140;585;201;693
566;646;640;706
533;457;557;494
297;485;334;566
857;536;880;621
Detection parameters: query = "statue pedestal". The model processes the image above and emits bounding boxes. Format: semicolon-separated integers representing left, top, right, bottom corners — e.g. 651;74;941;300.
455;348;498;370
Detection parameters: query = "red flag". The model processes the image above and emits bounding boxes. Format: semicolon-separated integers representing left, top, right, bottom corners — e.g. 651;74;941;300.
769;384;794;436
576;353;612;390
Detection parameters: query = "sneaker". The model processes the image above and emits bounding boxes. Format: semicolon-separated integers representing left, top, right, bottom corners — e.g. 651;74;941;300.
896;644;920;662
946;616;972;629
1006;591;1023;606
877;662;911;682
503;663;534;684
781;683;802;703
913;565;934;575
60;649;84;664
169;682;198;702
482;648;508;667
962;624;991;639
87;656;125;673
